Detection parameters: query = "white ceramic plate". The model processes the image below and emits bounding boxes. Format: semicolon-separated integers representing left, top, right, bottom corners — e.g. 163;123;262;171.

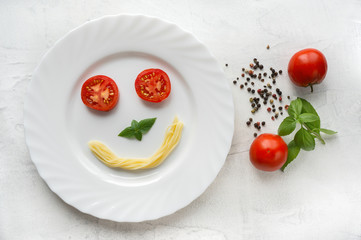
24;15;234;222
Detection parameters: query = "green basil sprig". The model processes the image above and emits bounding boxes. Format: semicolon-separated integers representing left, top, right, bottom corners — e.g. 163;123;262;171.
278;98;336;171
118;118;156;141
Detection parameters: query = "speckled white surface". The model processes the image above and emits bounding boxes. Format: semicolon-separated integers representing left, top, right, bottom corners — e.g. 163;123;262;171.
1;0;361;239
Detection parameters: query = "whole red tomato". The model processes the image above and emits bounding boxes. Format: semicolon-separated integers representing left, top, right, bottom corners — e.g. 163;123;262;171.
288;48;327;92
249;133;288;172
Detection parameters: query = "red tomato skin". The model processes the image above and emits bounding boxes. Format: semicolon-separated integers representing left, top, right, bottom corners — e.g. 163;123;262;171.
81;75;119;112
288;48;327;89
249;134;288;172
135;69;171;103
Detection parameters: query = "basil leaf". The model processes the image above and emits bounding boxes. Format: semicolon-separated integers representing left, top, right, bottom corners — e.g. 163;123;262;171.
294;127;315;151
278;117;297;136
288;98;303;118
320;128;337;135
131;120;139;130
298;113;319;123
299;98;320;133
118;117;157;141
134;131;142;141
281;140;300;171
118;127;136;138
138;118;157;133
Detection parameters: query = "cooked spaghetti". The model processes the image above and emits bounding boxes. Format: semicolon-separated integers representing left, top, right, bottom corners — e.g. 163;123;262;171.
88;116;183;170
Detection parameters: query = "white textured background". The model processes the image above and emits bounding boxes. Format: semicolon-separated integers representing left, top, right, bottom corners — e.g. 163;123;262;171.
1;0;361;239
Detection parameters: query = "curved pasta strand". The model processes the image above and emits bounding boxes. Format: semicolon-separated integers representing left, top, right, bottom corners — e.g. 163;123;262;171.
88;116;184;170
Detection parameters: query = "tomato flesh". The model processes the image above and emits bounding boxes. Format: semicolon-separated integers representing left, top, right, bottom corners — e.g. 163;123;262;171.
81;75;119;111
135;69;171;103
288;48;327;92
249;133;288;172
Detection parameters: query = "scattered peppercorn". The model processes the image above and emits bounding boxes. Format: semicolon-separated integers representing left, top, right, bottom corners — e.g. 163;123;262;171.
233;57;291;137
254;133;258;137
287;96;290;99
225;64;228;67
267;45;270;49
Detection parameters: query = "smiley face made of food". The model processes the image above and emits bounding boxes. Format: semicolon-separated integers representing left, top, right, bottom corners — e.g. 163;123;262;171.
80;69;184;170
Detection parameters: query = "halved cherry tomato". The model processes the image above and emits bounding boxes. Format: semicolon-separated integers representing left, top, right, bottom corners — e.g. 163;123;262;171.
135;69;171;103
81;75;119;111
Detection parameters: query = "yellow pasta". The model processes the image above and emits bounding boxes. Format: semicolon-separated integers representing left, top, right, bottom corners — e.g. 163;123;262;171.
88;116;184;170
